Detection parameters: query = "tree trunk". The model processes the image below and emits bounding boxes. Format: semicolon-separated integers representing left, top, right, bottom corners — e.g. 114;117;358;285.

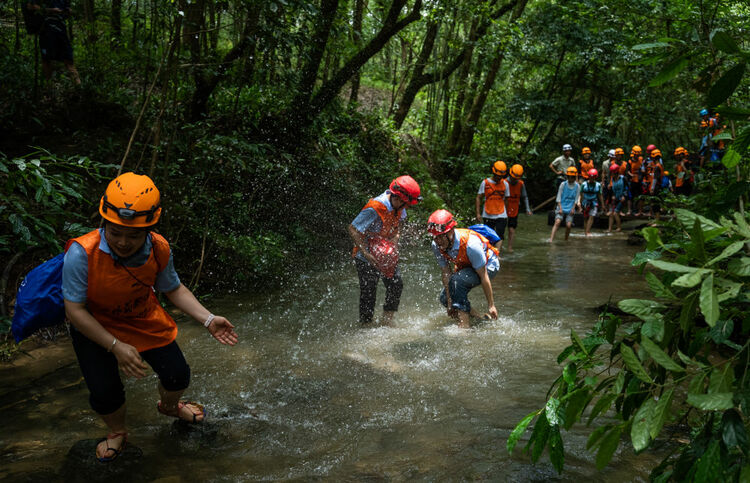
348;0;366;106
111;0;122;45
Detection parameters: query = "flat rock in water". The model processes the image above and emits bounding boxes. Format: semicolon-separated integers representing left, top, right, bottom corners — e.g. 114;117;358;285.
61;439;153;482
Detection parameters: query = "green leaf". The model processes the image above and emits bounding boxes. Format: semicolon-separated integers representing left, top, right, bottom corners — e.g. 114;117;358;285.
690;218;707;265
733;212;750;238
633;42;672;50
674;209;722;231
587;424;610;450
588;393;618;425
614;371;625;394
507;410;538;454
641;317;665;342
650;389;674;439
527;411;550;462
549;425;565;473
711;132;734;141
570;329;588;356
648;260;698;273
715;278;743;302
680;292;699;332
715;105;750;121
700;274;720;327
649;55;690;87
642;227;662;250
694;440;722;482
631;397;656;452
723;149;743;170
645;272;676;299
729;257;750;277
740;464;750;483
687;393;734;410
595;426;622;470
546;397;562;426
707;241;745;266
707;63;747;107
563;389;590;430
620;344;653;383
721;409;748;450
562;363;576;386
617;299;666;317
672;269;711;288
640;336;685;372
709;364;734;394
556;345;575;364
711;30;741;53
632;250;661;266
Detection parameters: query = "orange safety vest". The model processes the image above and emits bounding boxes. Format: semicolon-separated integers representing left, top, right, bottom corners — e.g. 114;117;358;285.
66;229;177;352
579;159;594;178
352;198;403;257
506;180;524;217
483;178;508;215
439;228;499;272
675;163;686;187
629;157;642;182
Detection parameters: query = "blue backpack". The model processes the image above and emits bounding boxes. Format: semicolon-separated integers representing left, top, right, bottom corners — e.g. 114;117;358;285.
11;253;66;343
468;224;502;244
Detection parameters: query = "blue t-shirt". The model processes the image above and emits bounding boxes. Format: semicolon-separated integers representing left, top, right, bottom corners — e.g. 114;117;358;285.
350;191;407;262
557;181;580;213
581;181;601;205
62;228;181;303
431;231;500;272
611;177;626;199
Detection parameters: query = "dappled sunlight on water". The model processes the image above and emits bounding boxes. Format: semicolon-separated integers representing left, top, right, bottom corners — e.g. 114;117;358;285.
0;214;661;480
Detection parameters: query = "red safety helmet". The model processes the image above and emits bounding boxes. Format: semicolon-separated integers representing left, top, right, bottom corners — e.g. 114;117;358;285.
609;163;619;173
389;175;422;206
99;172;162;227
646;144;656;153
588;168;598;178
427;209;457;236
369;237;398;279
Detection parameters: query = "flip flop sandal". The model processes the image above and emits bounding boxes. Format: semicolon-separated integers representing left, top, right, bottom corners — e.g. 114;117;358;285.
96;432;128;463
157;400;206;424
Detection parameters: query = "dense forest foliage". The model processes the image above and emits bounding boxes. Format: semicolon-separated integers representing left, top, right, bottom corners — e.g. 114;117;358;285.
1;0;750;474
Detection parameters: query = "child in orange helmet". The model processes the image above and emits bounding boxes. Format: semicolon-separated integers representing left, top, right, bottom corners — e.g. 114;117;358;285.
476;160;511;251
63;172;238;462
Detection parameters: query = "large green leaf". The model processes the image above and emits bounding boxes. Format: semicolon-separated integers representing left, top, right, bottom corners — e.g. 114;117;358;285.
707;63;747;107
672;268;711;288
709;364;735;394
700;274;720;327
721;409;749;451
632;250;662;266
728;257;750;277
527;411;550;462
734;212;750;239
618;299;666;317
645;272;676;299
679;292;699;332
715;105;750;120
649;55;690;87
649;259;699;273
641;317;665;342
507;410;538;454
563;389;590;430
711;30;741;54
723;149;743;170
631;397;655;452
549;425;565;473
595;426;622;470
687;392;734;410
690;218;707;265
620;344;653;383
707;241;745;266
633;42;672;50
674;209;722;231
650;389;674;439
588;393;618;425
546;397;562;426
693;440;722;482
641;336;685;372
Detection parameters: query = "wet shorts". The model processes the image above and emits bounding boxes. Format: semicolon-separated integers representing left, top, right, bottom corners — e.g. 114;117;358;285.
507;216;518;229
583;204;598;218
555;212;574;225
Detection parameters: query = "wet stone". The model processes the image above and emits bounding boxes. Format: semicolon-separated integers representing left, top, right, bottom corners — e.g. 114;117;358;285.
61;439;153;482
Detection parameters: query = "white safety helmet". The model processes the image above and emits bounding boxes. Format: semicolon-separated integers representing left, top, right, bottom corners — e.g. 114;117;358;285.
562;144;572;151
608;149;616;158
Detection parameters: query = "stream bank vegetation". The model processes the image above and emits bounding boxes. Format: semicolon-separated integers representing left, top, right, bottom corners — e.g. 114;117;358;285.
508;18;750;481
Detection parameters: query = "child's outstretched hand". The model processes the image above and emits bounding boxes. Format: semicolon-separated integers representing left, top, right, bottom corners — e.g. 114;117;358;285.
208;316;239;345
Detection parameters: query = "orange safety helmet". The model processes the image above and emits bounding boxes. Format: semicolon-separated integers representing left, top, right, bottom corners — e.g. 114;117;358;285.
427;209;457;236
510;164;524;179
99;172;162;228
651;149;662;158
566;166;578;176
674;146;686;156
492;160;508;176
631;145;642;154
614;147;625;156
581;147;592;154
389;175;422;206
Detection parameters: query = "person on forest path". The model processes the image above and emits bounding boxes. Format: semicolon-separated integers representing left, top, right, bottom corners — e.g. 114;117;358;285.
26;0;81;85
640;145;657;217
349;175;421;326
549;144;576;186
505;164;533;253
578;147;595;184
600;149;615;213
648;149;665;221
549;166;581;243
476;161;510;251
699;109;726;167
625;145;644;216
674;147;693;196
608;164;627;233
63;172;238;463
427;209;499;329
581;168;604;237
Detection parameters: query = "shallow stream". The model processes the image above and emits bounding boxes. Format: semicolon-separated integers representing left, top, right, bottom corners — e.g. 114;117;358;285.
0;215;660;481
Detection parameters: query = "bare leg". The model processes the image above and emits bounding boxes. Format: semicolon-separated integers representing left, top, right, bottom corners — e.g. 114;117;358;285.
507;227;516;252
64;60;81;85
615;212;622;231
585;217;594;236
457;310;471;328
607;214;613;233
381;310;395;327
564;222;572;240
96;404;127;459
549;219;562;242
